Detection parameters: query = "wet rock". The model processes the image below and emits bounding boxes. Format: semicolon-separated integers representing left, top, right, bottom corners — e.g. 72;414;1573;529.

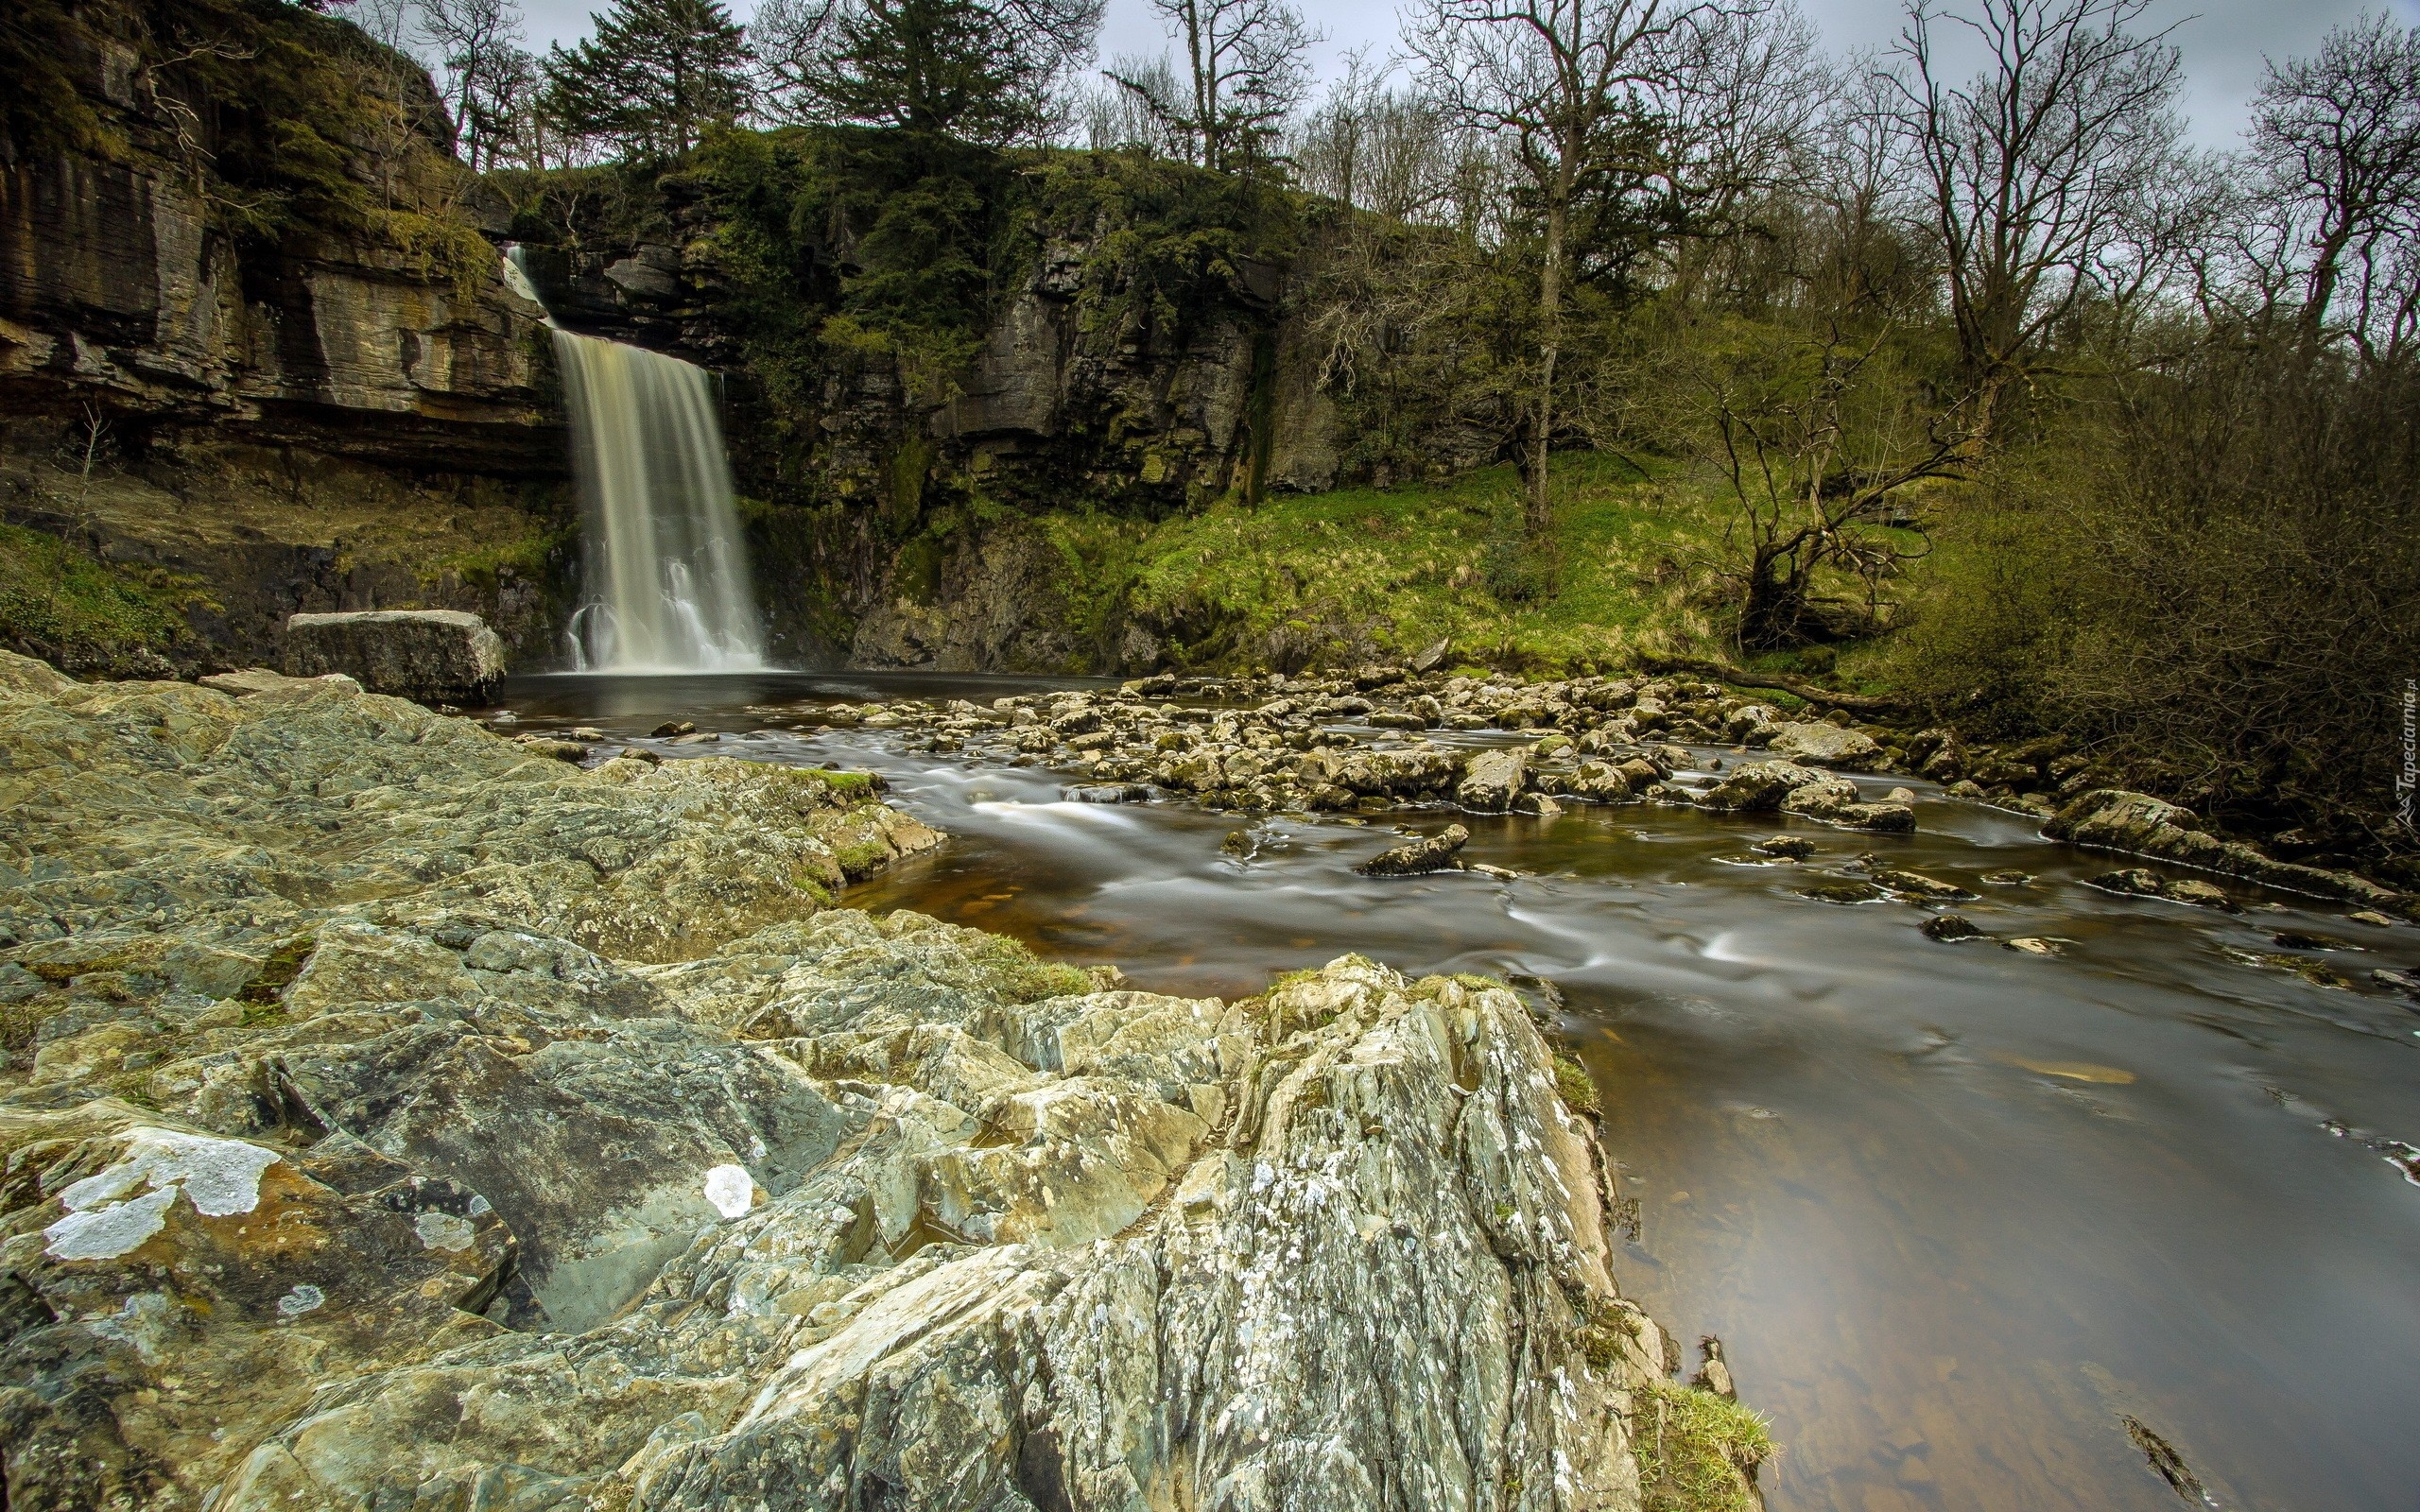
1354;824;1470;877
197;953;1667;1512
2048;790;2405;911
2272;931;2356;951
1800;882;1883;904
1779;775;1860;818
1702;760;1828;812
1752;836;1817;860
1980;869;2034;885
282;610;508;706
2003;936;2064;956
2083;868;2240;912
1871;868;1978;902
2372;967;2420;1001
1;651;1699;1512
651;719;698;737
1455;747;1529;812
1922;914;1985;941
1512;791;1564;817
1062;782;1151;803
1839;801;1917;833
2349;910;2396;928
1764;722;1881;769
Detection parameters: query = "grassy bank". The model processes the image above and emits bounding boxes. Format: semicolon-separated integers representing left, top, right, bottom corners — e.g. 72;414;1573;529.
1039;453;1765;675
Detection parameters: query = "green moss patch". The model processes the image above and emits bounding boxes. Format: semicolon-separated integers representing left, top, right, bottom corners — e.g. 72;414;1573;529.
0;523;211;676
1635;1382;1776;1512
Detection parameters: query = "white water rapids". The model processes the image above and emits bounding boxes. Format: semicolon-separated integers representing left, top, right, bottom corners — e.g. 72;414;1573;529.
504;249;765;672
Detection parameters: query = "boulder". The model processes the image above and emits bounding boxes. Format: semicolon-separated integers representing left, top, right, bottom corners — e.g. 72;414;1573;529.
283;610;508;705
1355;823;1470;877
1456;747;1530;812
1702;760;1828;812
1765;721;1882;768
1922;914;1985;941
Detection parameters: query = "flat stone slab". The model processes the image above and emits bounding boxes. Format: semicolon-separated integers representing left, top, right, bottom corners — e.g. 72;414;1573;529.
199;667;358;696
283;610;506;705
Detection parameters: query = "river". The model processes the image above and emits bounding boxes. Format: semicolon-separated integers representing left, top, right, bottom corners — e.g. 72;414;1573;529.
495;669;2420;1512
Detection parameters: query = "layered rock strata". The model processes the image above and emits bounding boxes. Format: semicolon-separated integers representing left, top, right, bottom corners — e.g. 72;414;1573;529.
0;652;1743;1512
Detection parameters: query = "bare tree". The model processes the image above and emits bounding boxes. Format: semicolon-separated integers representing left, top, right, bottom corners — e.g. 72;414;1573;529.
1079;52;1192;154
1888;0;2186;441
1112;0;1315;172
2251;13;2420;363
1692;318;1967;647
1406;0;1701;533
422;0;534;169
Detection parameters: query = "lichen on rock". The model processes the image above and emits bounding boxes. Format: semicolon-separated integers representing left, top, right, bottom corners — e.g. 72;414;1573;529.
0;650;1726;1512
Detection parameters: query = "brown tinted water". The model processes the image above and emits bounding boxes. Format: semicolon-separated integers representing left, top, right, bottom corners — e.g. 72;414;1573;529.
499;671;2420;1512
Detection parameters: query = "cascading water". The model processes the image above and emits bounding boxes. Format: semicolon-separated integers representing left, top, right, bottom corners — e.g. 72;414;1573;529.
504;248;765;672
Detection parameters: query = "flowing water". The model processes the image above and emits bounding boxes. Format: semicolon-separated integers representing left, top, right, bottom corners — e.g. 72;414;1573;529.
500;670;2420;1512
503;249;764;672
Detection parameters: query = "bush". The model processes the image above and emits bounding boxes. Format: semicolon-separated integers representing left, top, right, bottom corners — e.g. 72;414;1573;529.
1893;334;2420;842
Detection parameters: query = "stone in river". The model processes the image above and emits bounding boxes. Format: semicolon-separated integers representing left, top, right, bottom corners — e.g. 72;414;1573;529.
1356;823;1471;876
1764;721;1881;769
1456;747;1529;812
1063;782;1151;802
1703;760;1827;812
1922;914;1986;941
282;610;507;705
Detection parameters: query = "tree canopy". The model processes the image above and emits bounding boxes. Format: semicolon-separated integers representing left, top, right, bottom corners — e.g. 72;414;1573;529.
756;0;1100;144
542;0;752;159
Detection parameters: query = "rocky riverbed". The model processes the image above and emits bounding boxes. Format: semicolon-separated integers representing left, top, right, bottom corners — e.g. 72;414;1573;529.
0;653;1765;1512
693;665;2406;910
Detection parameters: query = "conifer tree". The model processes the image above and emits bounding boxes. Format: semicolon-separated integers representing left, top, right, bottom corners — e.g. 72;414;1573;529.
542;0;752;160
756;0;1099;145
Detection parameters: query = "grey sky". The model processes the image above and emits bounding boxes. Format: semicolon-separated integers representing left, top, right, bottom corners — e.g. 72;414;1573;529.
514;0;2420;147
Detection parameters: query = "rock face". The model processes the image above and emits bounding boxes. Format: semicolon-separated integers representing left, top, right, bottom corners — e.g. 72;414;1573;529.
0;0;570;678
0;652;1735;1512
283;610;509;704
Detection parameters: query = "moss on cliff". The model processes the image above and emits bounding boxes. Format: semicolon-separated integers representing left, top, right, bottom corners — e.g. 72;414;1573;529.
0;523;212;677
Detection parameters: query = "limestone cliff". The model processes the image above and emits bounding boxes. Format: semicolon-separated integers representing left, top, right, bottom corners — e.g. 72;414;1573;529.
0;0;570;675
500;142;1358;669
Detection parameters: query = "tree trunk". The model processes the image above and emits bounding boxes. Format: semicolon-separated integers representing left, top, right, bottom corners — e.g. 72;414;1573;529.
1531;165;1568;538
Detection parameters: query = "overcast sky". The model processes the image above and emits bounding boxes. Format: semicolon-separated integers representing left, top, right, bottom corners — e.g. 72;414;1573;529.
513;0;2420;147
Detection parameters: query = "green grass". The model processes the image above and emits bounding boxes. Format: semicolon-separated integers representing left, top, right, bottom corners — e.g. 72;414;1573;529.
1031;453;1738;676
1636;1381;1777;1512
0;523;211;674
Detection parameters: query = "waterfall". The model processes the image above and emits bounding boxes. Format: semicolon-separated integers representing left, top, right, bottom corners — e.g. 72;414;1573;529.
505;249;766;673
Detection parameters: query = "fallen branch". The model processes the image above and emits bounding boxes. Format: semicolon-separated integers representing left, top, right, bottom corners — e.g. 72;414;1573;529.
1638;654;1901;713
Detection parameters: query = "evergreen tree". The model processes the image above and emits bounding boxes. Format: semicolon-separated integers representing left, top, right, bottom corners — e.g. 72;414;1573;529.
757;0;1099;145
542;0;752;160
